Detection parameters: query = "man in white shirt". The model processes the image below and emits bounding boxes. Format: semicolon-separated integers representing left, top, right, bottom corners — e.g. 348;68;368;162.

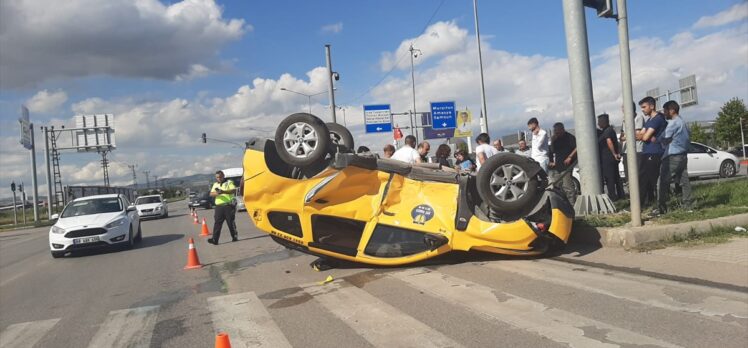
527;117;549;172
516;140;531;157
475;133;499;170
492;139;507;152
391;135;422;164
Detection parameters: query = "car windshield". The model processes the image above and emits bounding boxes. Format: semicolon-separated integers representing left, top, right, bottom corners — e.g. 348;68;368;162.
136;196;161;204
61;198;122;218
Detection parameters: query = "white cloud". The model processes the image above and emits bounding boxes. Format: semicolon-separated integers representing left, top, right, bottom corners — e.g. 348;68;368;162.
25;89;68;113
694;2;748;29
176;64;214;81
321;22;343;34
379;21;468;71
0;0;248;88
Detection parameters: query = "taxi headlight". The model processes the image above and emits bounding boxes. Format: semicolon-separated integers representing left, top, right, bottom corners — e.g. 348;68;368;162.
51;226;65;234
105;218;126;229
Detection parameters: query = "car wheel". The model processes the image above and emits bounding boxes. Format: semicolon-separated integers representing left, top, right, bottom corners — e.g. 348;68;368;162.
719;160;736;178
134;224;143;243
476;154;543;218
51;251;65;258
572;177;581;195
274;113;331;167
126;226;135;250
326;122;354;153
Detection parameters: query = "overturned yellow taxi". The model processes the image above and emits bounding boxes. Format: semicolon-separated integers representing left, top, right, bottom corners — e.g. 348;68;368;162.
243;113;574;266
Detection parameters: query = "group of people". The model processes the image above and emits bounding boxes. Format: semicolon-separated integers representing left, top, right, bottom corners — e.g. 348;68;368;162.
621;97;691;216
370;97;691;215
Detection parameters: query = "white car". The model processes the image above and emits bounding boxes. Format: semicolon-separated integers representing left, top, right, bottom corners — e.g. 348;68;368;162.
618;142;741;179
49;194;141;258
135;194;169;219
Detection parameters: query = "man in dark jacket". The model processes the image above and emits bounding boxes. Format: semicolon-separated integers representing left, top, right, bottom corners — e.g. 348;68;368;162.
549;122;577;204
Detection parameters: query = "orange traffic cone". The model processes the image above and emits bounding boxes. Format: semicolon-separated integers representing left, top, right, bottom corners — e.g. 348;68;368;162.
193;214;199;225
200;218;211;237
215;332;231;348
184;238;203;269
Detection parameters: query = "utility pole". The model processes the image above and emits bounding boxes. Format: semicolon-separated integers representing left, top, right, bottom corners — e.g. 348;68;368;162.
128;164;137;187
154;175;159;189
20;182;26;224
325;44;338;123
473;0;489;133
562;0;614;215
616;0;642;226
143;170;151;189
741;117;746;159
43;126;53;219
11;181;17;225
409;44;421;142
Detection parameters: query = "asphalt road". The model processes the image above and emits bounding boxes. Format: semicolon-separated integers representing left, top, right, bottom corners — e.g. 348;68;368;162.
1;202;747;347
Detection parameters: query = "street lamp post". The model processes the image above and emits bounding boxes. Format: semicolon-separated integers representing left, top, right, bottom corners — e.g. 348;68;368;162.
473;0;489;133
336;106;347;127
409;44;421;142
741;117;746;159
280;88;329;114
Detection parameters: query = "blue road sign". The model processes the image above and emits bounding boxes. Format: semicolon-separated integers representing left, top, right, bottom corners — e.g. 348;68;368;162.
421;112;454;139
430;101;456;130
363;104;392;133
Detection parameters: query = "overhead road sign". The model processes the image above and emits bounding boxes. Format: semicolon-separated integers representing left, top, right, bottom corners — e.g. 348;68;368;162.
430;101;457;130
363;104;392;133
421;112;454;139
19;105;32;150
74;114;116;152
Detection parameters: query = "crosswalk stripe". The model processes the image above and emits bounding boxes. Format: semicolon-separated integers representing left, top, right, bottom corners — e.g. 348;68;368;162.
0;318;60;348
87;306;159;348
482;259;748;320
303;279;463;348
207;291;292;348
390;268;682;348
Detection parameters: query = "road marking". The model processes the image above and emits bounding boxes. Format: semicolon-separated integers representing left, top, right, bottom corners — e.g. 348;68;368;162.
0;318;60;348
87;306;159;348
303;279;463;348
391;268;682;348
482;259;748;320
207;291;292;348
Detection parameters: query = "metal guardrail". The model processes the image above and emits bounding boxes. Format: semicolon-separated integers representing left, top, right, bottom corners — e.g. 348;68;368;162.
64;186;138;204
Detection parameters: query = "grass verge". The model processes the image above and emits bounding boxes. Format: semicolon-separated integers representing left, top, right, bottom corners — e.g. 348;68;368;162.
634;225;748;252
578;179;748;228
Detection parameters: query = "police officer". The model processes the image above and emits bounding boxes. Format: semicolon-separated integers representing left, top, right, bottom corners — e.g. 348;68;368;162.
207;170;238;244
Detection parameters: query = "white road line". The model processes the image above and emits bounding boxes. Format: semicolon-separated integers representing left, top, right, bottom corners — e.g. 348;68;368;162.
303;279;463;348
482;259;748;320
391;268;682;348
207;291;292;348
87;306;159;348
0;318;60;348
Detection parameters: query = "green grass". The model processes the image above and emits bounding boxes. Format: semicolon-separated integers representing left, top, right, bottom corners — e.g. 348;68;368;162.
578;179;748;228
634;225;748;251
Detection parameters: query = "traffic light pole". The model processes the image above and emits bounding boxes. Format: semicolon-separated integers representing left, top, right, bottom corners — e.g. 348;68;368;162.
29;124;39;222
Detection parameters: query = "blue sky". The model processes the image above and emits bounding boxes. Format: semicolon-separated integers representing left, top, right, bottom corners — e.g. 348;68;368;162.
1;0;746;197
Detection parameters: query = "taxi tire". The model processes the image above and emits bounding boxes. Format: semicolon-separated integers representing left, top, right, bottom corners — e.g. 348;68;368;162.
275;113;331;167
326;122;354;153
476;154;542;216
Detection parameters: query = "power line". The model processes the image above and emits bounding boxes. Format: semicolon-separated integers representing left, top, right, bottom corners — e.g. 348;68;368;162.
341;0;447;106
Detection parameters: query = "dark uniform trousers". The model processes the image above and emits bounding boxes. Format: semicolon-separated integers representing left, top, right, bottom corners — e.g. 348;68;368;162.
213;204;237;242
639;154;661;207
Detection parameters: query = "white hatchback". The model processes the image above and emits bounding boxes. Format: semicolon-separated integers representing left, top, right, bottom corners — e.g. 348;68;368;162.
49;194;141;258
135;194;168;219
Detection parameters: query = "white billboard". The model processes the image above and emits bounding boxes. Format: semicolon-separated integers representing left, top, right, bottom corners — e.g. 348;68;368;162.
19;105;32;150
74;114;116;152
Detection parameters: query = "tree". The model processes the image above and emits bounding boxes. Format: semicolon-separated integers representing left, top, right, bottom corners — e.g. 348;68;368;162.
714;97;748;148
689;122;710;145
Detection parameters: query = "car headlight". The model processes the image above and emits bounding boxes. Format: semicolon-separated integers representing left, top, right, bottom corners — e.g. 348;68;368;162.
155;205;162;211
51;226;65;234
105;218;127;229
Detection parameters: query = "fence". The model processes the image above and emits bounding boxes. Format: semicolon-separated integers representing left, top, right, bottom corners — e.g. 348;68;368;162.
64;186;138;204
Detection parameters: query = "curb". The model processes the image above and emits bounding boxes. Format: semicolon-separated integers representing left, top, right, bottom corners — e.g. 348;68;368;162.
570;213;748;249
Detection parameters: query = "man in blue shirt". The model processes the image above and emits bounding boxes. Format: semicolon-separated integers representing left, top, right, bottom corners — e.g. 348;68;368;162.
636;96;667;209
655;100;692;215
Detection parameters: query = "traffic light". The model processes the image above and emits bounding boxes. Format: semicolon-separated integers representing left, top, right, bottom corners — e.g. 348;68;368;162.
201;133;207;143
10;181;15;192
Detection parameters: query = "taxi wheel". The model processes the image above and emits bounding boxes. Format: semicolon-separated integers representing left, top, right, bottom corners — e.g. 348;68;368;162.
326;122;354;153
275;113;331;167
477;154;541;216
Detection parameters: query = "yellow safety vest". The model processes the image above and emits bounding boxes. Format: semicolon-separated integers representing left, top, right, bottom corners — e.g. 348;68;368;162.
211;180;236;206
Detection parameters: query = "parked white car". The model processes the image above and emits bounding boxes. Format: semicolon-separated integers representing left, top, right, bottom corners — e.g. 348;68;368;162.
49;194;141;258
618;142;741;179
135;194;168;219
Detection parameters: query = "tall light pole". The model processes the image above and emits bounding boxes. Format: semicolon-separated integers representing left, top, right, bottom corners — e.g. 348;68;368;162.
473;0;489;133
409;44;421;142
325;44;338;124
741;117;746;159
143;170;150;189
280;88;329;114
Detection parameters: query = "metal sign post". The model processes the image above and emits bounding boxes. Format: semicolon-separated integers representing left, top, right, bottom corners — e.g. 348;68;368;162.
11;181;18;225
19;105;39;222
